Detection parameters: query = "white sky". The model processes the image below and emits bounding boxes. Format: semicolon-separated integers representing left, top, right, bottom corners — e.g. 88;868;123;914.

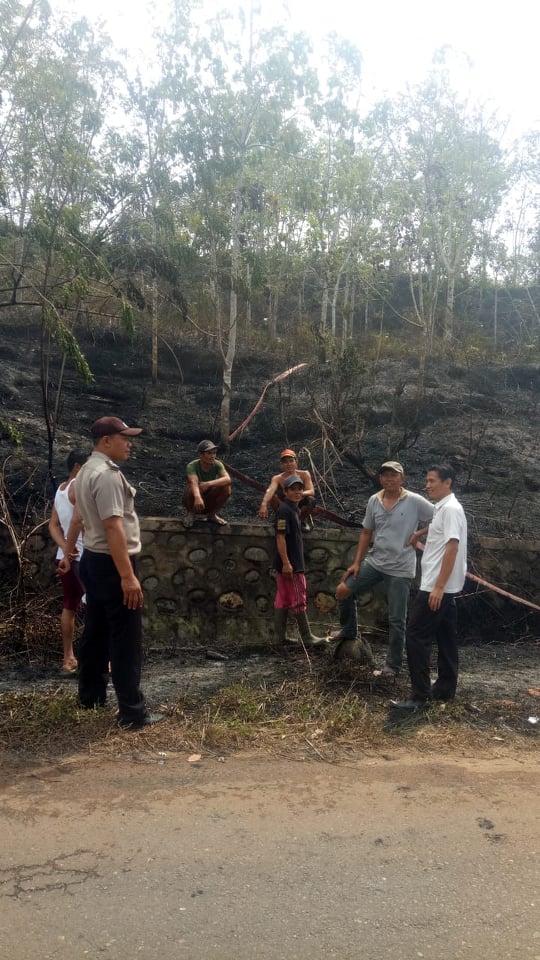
63;0;539;139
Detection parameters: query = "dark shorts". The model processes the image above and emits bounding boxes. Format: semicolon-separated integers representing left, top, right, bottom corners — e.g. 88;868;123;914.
56;560;85;611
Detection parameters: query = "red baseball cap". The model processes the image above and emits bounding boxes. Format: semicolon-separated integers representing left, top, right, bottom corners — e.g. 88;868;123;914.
280;449;297;460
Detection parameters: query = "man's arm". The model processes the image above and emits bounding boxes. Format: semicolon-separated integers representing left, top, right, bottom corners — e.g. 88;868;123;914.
187;472;206;513
57;505;84;574
258;474;280;519
408;526;430;549
48;506;68;556
102;515;144;610
428;539;459;611
298;470;315;499
188;463;231;513
341;527;373;581
198;466;231;492
276;533;292;577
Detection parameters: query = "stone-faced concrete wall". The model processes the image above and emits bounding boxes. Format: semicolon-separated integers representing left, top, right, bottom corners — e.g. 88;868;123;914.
4;523;539;652
137;519;359;652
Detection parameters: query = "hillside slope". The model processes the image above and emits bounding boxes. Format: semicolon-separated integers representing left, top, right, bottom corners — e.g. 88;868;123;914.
0;317;538;542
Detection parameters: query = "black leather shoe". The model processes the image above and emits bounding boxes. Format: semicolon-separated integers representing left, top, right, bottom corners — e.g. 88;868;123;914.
390;698;427;710
118;712;165;730
430;687;455;702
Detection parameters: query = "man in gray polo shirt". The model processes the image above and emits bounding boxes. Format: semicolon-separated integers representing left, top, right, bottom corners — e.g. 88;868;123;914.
332;462;434;676
60;416;163;730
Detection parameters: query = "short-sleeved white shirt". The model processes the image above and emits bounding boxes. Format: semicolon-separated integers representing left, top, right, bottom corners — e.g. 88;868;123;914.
420;492;467;593
363;489;434;578
74;451;141;555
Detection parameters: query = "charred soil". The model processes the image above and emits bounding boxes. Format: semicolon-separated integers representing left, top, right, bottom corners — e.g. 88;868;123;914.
0;317;539;651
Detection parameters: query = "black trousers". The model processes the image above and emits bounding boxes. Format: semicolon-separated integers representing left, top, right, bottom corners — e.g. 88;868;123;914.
78;551;147;724
406;591;459;702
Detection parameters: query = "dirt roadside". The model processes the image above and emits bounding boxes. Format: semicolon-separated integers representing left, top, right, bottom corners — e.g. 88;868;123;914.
1;642;538;959
1;746;539;960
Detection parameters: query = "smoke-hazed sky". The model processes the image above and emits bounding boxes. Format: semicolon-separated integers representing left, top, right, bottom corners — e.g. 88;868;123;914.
63;0;539;139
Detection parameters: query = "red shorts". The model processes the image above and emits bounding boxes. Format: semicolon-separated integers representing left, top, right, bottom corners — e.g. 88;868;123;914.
56;560;85;611
274;573;307;614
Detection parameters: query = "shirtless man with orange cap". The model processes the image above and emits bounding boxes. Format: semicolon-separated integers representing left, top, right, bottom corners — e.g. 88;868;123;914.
258;449;316;532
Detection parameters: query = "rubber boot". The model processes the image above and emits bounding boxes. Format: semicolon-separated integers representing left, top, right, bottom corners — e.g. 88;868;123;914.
295;611;328;647
274;608;296;644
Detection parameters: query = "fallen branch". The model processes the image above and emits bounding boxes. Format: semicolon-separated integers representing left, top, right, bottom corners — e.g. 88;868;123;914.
228;362;309;443
224;463;362;527
415;542;540;613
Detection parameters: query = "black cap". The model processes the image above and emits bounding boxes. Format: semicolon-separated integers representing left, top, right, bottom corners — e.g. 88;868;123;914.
284;474;304;489
197;439;218;453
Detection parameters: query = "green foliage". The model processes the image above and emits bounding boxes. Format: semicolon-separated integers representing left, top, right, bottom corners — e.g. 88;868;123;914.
1;0;540;389
208;684;263;722
55;321;94;383
0;418;23;445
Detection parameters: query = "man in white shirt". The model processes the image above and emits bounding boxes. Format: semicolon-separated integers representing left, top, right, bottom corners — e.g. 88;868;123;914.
394;464;467;709
48;450;88;672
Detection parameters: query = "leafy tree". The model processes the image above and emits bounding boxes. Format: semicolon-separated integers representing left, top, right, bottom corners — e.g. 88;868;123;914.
0;8;120;468
368;66;509;349
175;4;318;440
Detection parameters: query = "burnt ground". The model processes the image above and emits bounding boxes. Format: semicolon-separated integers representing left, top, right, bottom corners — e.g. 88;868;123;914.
0;316;539;650
1;637;539;737
1;317;539;530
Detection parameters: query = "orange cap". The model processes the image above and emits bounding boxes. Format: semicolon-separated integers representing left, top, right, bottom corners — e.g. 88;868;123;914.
280;449;297;460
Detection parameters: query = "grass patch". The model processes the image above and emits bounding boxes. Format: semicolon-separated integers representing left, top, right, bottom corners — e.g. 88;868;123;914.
0;659;537;766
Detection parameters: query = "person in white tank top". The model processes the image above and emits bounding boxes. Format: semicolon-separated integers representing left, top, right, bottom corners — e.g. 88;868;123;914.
49;450;88;672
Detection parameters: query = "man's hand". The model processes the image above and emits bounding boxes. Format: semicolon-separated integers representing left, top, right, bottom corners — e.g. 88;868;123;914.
258;504;268;520
193;493;205;513
408;527;428;550
428;585;444;611
121;573;144;609
341;562;359;582
282;560;293;578
57;557;71;576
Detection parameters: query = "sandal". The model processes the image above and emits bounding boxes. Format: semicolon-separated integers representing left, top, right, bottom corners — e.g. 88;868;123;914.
373;665;397;679
60;664;78;676
208;514;227;526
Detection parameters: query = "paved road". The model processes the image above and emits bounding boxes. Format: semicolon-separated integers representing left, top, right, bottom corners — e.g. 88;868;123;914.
1;751;539;960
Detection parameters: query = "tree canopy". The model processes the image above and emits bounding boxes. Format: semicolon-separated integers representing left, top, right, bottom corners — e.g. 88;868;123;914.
1;0;540;438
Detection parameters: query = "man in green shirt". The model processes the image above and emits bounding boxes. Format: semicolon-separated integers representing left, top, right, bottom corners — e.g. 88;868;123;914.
183;440;232;528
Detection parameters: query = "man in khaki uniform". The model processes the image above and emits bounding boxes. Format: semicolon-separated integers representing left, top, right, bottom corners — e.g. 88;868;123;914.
61;416;163;730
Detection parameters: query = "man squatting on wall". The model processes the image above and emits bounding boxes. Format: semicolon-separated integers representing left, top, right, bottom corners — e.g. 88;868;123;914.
259;448;317;532
183;439;232;528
